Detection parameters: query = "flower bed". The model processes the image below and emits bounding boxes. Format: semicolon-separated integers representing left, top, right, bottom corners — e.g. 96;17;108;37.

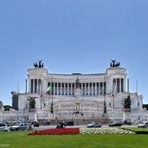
28;128;80;135
80;128;135;135
28;127;135;135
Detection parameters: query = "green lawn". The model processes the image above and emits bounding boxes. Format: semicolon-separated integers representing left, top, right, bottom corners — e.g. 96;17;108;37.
0;131;148;148
121;127;148;134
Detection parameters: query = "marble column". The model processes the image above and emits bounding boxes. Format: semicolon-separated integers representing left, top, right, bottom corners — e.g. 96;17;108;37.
39;79;42;94
91;83;93;95
123;78;125;92
99;82;101;95
67;83;68;95
33;79;35;93
115;78;117;93
90;83;92;95
36;79;38;93
69;83;71;95
95;82;97;95
84;83;86;95
102;82;104;95
29;79;31;93
63;83;65;95
81;83;83;95
53;82;54;95
57;83;58;95
65;83;67;95
88;83;90;95
70;83;72;95
61;83;63;95
119;79;121;93
86;83;88;95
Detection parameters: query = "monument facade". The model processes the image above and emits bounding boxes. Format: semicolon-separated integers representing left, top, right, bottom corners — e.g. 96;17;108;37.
11;60;147;123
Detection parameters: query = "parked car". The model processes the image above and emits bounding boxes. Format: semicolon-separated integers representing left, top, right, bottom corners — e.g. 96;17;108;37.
138;121;148;128
31;121;40;127
56;122;65;128
122;120;132;125
9;123;29;131
64;121;74;126
87;122;102;128
0;123;9;132
109;122;122;127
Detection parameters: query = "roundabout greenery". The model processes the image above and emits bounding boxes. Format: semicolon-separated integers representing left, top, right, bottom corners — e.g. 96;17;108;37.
0;128;148;148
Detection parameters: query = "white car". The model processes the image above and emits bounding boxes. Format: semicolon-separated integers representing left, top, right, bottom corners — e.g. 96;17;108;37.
9;123;29;131
87;122;102;128
0;123;9;132
138;121;148;128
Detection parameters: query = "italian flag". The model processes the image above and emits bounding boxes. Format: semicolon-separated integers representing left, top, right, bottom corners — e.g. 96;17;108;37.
46;85;52;94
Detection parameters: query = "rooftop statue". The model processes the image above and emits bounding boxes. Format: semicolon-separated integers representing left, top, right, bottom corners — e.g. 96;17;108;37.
110;59;120;68
33;60;44;68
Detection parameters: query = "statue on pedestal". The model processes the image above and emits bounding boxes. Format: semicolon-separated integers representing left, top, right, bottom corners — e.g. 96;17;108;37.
75;77;80;88
75;77;81;97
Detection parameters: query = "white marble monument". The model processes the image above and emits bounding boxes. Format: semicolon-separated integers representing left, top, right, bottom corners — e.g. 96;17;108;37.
11;60;148;123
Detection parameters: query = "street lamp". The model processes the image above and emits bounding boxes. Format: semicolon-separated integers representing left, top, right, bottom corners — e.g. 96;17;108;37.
50;77;54;115
103;76;107;116
50;96;54;114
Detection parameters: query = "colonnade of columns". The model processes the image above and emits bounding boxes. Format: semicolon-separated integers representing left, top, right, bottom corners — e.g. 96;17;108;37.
29;78;125;95
30;79;42;94
47;82;106;96
113;78;124;93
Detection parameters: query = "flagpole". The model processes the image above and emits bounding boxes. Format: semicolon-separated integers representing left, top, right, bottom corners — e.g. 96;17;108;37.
17;81;19;93
136;80;138;93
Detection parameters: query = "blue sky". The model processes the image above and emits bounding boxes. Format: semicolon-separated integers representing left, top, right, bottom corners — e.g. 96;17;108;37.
0;0;148;105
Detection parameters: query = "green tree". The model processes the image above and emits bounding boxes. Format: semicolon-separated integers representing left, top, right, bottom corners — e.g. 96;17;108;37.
3;105;13;111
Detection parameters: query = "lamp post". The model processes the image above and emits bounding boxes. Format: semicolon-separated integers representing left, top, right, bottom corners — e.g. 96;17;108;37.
103;76;107;116
50;96;54;114
24;102;29;123
50;77;54;114
48;77;54;124
112;94;115;117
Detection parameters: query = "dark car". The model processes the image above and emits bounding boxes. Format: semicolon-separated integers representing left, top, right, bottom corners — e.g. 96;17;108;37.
122;120;132;125
87;122;102;128
109;122;122;127
56;122;65;128
64;121;74;126
32;121;40;127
